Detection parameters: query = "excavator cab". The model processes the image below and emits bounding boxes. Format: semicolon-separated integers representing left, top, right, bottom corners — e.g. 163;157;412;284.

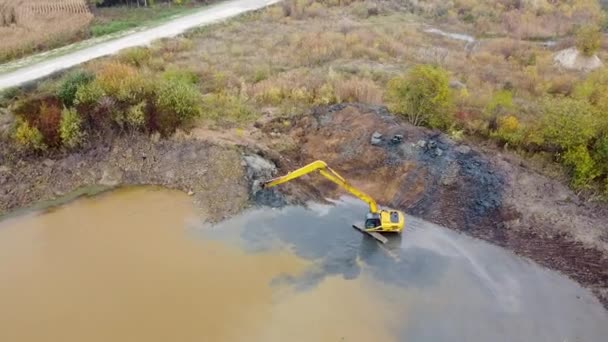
365;214;382;230
365;210;404;232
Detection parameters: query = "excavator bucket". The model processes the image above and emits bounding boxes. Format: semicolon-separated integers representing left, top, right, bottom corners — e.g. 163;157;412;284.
352;225;388;244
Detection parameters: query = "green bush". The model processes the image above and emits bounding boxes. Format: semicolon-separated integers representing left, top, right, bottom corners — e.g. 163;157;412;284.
485;90;514;118
574;67;608;116
154;79;201;134
386;64;453;129
95;61;148;102
59;108;85;149
594;133;608;173
563;145;598;188
540;96;598;150
0;87;20;107
493;115;523;145
57;71;94;107
74;81;106;106
575;24;601;56
13;118;46;152
115;101;146;130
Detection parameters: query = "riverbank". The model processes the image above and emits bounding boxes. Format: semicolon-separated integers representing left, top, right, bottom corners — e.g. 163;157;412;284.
0;134;254;221
1;104;607;309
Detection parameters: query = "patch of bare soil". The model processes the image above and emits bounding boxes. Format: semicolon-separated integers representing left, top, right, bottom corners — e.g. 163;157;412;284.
0;134;251;221
260;103;608;308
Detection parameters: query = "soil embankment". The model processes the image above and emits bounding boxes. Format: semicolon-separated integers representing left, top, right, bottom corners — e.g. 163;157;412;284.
0;135;252;221
1;103;607;308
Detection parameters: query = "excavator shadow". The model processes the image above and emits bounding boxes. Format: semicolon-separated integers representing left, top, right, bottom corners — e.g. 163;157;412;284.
357;231;403;263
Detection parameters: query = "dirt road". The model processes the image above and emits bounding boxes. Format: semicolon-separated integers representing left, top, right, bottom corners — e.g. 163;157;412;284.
0;0;281;90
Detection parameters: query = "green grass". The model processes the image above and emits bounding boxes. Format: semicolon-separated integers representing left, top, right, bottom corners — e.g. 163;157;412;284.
90;6;200;37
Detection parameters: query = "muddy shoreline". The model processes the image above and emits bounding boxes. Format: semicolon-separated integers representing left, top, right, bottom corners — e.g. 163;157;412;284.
1;104;607;309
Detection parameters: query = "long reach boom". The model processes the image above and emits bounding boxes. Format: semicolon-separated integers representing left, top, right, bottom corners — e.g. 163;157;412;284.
261;160;405;237
262;160;379;213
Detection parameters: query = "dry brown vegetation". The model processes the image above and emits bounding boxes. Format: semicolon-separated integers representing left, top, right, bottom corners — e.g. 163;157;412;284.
0;0;92;62
3;0;608;194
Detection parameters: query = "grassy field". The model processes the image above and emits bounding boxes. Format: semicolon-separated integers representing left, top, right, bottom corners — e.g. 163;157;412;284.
3;0;608;195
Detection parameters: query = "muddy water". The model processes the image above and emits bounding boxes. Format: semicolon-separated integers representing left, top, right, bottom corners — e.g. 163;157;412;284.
1;188;607;341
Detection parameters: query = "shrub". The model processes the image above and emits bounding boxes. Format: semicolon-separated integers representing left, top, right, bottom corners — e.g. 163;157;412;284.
59;108;85;149
574;67;608;114
57;71;94;107
563;145;598;188
13;118;46;152
385;64;453;128
0;87;20;107
575;24;601;56
485;90;514;118
494;115;523;145
313;83;337;105
38;102;62;147
154;79;201;134
540;96;597;150
115;102;146;130
118;47;152;67
594;133;608;173
74;81;106;106
95;61;146;101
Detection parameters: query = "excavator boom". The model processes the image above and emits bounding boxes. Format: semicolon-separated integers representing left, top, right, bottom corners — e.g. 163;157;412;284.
262;160;405;239
262;160;379;213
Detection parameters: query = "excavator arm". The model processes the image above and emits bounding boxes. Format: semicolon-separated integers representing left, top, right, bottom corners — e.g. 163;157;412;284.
262;160;379;214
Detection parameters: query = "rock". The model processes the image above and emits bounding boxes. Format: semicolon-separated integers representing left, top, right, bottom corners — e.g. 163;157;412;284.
43;159;55;168
449;79;466;89
371;132;383;145
434;148;443;157
99;168;123;186
416;140;427;148
553;47;603;72
391;134;404;144
242;154;277;182
187;190;195;196
456;145;471;155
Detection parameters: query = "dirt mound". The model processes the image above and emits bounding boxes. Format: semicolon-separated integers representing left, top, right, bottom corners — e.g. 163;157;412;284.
262;103;608;308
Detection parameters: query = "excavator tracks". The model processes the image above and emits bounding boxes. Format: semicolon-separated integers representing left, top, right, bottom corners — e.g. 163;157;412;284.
352;225;388;244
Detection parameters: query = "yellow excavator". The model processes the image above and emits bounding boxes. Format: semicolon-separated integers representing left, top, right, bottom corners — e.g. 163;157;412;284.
261;160;405;243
